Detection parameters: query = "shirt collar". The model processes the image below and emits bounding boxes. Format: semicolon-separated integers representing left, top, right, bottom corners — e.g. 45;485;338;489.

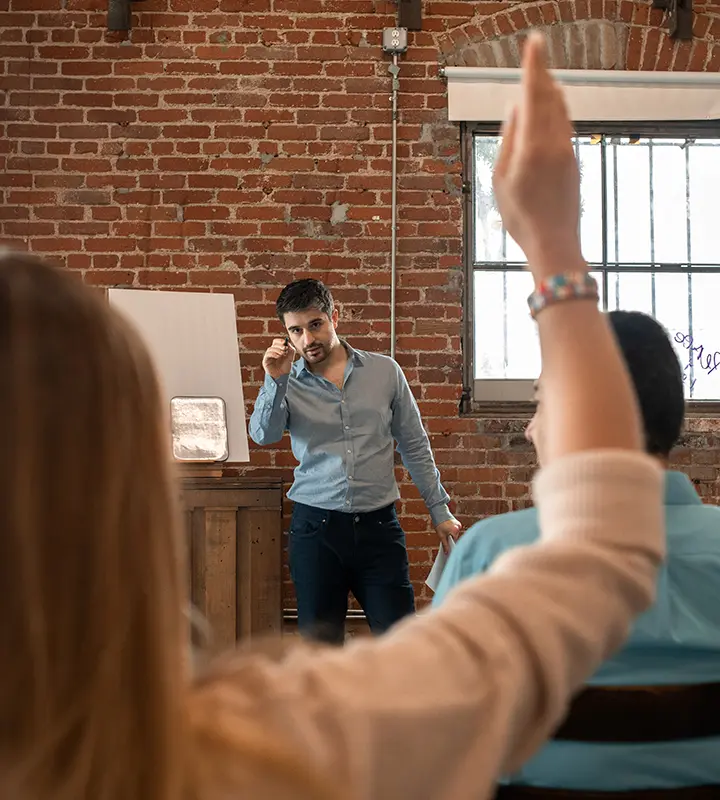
665;470;703;506
343;341;365;365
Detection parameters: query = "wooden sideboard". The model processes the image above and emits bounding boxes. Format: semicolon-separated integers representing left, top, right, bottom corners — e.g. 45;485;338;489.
179;471;284;650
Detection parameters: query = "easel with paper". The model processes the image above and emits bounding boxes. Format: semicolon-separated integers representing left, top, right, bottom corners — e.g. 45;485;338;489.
108;289;250;464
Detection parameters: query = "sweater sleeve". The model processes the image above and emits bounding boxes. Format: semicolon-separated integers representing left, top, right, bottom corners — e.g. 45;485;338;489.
203;450;664;800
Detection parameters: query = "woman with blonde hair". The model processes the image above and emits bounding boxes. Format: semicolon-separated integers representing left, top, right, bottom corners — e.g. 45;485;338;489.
0;35;663;800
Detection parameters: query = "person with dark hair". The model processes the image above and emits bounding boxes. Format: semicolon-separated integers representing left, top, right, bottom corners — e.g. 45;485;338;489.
433;309;720;793
607;311;686;456
249;277;462;644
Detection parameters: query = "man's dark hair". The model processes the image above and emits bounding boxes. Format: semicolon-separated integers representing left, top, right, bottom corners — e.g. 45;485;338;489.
608;310;685;457
276;279;334;322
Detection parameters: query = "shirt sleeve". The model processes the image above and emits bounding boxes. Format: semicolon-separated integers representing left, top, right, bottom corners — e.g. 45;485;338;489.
389;362;452;526
198;450;665;800
248;373;290;446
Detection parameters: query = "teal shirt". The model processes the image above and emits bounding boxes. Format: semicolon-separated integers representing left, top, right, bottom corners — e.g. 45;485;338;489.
433;471;720;791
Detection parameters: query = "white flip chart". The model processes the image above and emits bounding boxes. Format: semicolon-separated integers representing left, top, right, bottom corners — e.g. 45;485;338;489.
109;288;249;463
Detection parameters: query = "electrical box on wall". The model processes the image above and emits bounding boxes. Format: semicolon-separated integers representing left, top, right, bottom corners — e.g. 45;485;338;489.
398;0;422;31
382;27;408;53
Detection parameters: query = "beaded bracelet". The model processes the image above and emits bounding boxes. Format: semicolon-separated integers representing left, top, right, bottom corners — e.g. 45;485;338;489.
527;272;599;320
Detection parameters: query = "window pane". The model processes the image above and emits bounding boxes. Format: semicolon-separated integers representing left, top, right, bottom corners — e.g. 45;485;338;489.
474;135;596;264
472;136;527;263
474;270;603;380
606;271;691;333
606;139;652;264
651;141;690;265
680;273;720;400
473;136;506;262
474;271;537;379
578;137;603;264
689;140;720;265
606;272;655;315
606;271;720;400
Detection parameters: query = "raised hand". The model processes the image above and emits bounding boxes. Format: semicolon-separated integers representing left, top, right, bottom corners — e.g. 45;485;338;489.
493;33;584;282
262;337;295;380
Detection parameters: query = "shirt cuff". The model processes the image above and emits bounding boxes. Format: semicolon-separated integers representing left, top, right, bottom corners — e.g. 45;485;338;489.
430;503;453;527
264;372;289;393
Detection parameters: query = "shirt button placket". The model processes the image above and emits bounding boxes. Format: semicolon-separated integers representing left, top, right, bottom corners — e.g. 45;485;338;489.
342;392;353;508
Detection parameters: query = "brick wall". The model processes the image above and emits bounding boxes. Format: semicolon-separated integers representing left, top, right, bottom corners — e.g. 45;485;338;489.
3;0;720;611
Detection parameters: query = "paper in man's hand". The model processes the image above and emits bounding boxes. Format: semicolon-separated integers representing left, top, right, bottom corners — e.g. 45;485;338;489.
425;537;457;593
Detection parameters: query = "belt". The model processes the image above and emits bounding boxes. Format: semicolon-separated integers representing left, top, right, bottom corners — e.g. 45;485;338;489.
554;682;720;743
495;786;720;800
496;786;720;799
294;501;396;523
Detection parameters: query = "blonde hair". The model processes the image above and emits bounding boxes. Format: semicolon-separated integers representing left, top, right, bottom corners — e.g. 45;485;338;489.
0;254;329;800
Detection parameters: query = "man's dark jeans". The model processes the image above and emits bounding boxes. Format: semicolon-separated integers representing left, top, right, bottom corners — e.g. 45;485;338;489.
289;502;416;645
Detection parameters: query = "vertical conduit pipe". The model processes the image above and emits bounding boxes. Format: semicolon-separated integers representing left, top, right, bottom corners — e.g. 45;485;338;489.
388;53;400;359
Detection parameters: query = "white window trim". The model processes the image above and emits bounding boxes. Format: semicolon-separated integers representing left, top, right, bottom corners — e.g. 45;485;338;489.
474;378;534;403
445;68;720;123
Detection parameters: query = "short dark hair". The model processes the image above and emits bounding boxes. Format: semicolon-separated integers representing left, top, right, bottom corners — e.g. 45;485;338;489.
276;279;334;322
608;310;685;457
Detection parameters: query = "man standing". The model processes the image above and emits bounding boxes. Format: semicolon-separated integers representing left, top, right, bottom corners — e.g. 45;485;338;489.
250;278;461;644
434;310;720;792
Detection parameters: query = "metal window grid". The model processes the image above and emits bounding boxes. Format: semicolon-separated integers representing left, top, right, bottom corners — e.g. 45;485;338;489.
462;121;720;414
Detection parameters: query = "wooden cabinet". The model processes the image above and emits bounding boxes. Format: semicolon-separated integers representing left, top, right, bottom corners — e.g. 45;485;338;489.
180;473;284;650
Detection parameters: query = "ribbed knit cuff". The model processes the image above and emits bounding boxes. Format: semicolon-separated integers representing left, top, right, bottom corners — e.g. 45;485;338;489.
533;449;665;558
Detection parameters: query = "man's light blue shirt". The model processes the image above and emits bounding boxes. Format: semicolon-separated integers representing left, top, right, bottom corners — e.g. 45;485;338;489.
433;471;720;791
248;343;452;526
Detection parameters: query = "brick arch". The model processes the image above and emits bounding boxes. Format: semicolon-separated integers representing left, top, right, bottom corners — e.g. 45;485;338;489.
437;3;720;72
445;20;628;69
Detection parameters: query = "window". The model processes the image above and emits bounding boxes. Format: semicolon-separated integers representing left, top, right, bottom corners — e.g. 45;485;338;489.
445;67;720;411
463;123;720;409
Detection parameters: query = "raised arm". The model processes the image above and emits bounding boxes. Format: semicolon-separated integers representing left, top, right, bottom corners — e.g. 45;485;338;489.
196;35;664;800
248;338;294;446
197;453;662;800
492;37;642;465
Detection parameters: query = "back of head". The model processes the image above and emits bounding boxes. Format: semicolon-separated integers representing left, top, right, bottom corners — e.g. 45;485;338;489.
0;254;187;800
608;310;685;457
275;279;334;321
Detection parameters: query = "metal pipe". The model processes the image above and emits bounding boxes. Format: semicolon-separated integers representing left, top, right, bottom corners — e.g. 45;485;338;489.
389;53;400;360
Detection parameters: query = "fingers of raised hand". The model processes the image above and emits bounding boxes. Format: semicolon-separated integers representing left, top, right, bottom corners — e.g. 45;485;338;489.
494;105;517;181
517;35;574;161
264;346;288;362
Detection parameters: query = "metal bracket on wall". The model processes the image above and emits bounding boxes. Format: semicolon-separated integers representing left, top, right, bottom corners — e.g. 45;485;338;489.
651;0;693;40
397;0;423;31
459;386;472;415
107;0;149;32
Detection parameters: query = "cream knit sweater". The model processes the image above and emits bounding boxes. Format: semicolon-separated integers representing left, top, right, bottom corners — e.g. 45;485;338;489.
201;450;664;800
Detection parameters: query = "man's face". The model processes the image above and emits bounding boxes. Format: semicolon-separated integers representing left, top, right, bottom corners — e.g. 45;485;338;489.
525;379;545;467
283;307;339;366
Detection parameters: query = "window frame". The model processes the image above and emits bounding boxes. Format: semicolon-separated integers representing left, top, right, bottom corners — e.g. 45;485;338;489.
461;120;720;417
